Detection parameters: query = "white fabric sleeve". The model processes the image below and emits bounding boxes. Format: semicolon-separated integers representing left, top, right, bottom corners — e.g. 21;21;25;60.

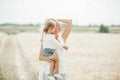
50;36;64;48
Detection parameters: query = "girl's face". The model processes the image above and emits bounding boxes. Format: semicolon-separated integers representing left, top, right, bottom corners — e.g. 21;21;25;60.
49;26;56;34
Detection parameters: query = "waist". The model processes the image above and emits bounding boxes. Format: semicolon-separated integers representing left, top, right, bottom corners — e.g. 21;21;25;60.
43;48;55;51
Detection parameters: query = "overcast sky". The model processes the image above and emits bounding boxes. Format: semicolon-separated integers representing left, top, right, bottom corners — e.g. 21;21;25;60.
0;0;120;25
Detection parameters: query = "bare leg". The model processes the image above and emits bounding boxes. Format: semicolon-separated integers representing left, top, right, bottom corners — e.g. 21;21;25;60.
49;60;55;76
54;58;59;74
53;54;63;79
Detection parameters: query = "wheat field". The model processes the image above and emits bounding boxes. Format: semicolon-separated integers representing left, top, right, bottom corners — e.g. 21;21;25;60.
0;32;120;80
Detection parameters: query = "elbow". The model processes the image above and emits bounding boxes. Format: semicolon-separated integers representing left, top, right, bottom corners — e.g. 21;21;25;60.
39;56;43;61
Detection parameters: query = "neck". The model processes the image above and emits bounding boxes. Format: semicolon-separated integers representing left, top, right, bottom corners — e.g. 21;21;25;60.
55;33;59;39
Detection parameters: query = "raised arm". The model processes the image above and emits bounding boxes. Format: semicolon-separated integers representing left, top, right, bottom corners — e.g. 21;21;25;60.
57;19;72;42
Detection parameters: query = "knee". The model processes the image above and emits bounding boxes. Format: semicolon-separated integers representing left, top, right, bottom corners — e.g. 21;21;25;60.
50;60;55;65
55;58;59;62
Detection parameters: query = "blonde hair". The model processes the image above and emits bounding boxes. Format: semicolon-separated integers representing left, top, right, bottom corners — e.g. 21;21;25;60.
43;18;57;33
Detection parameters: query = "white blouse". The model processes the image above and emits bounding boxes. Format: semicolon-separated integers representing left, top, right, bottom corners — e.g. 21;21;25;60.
43;34;64;49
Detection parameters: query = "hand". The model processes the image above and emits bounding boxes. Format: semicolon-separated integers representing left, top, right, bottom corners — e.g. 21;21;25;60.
63;45;69;50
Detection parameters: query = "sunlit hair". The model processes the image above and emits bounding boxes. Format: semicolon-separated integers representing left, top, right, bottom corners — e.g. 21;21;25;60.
43;18;57;33
56;21;60;27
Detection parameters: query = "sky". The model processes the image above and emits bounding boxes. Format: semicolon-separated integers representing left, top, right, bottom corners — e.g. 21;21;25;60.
0;0;120;25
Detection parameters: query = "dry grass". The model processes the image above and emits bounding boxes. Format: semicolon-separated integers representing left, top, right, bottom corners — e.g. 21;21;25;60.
0;32;120;80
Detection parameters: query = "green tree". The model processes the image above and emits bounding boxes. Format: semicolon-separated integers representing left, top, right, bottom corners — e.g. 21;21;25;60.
99;24;109;33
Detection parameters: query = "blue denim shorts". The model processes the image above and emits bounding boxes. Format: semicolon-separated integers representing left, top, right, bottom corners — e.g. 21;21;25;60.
43;48;55;57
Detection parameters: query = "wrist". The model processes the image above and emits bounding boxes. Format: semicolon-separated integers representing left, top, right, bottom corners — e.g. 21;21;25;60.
62;19;71;24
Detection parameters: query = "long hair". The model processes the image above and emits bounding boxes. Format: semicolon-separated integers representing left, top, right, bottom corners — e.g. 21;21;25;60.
43;18;57;33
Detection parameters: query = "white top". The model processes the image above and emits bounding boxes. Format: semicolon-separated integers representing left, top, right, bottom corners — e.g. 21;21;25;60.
43;34;64;49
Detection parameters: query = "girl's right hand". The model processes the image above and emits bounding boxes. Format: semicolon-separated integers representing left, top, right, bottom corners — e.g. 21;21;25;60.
63;45;69;50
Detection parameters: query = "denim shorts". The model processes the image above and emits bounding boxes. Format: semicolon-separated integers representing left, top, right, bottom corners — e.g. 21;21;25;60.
43;48;55;57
